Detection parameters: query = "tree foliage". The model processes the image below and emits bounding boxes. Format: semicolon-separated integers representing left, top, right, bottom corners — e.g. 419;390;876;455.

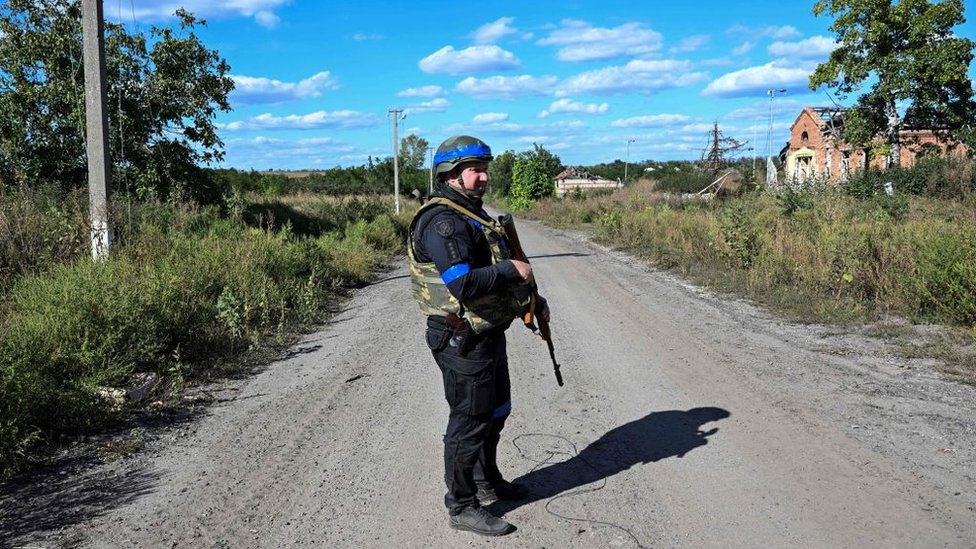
529;142;563;177
488;149;515;197
0;0;234;201
399;134;429;170
510;151;554;210
809;0;976;166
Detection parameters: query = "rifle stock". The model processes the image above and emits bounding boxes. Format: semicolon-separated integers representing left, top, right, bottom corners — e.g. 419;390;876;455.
498;214;564;387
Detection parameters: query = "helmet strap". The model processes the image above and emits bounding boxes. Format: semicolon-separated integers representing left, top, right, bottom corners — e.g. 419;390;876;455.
445;168;482;200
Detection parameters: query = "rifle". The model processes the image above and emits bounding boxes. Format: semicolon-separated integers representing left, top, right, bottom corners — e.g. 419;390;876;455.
498;213;563;387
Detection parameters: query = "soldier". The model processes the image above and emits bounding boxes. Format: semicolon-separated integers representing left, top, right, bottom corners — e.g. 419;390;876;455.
407;135;548;536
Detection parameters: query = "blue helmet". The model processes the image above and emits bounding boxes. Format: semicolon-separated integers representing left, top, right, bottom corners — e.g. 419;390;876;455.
433;135;493;178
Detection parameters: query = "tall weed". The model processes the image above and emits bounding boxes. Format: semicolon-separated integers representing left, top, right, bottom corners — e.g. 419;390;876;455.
0;193;407;476
531;179;976;329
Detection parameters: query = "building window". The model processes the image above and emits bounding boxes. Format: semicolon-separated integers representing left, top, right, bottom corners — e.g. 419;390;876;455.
801;131;809;145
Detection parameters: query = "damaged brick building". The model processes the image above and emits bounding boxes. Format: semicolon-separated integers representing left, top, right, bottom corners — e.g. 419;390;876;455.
782;106;970;185
554;166;620;197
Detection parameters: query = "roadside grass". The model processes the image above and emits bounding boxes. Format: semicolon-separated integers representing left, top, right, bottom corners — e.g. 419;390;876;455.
524;176;976;384
0;185;90;293
863;322;976;385
0;190;412;478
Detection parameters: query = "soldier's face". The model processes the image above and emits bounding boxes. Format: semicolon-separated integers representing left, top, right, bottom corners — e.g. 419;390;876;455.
451;162;490;197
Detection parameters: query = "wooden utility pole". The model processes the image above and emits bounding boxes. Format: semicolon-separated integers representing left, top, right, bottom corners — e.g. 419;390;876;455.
82;0;112;258
388;108;406;214
426;145;434;196
624;138;636;186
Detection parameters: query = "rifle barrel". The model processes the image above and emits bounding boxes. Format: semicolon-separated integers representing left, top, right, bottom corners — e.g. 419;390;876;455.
499;213;564;387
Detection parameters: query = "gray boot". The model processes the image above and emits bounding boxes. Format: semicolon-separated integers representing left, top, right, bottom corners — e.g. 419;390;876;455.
449;506;515;536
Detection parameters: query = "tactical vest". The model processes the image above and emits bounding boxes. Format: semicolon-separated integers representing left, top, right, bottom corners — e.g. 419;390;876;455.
408;197;529;333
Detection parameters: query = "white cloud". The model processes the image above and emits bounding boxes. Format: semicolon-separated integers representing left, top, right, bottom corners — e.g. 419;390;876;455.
128;0;289;28
220;110;381;131
473;112;509;124
454;75;558;100
230;71;339;105
538;98;609;118
418;45;521;75
442;119;586;140
676;123;715;134
254;10;279;28
767;25;802;39
722;98;807;121
353;32;384;41
669;34;709;54
403;98;450;115
221;135;361;170
728;24;802;40
397;85;445;98
557;59;708;96
514;135;549;144
700;57;735;67
537;19;663;62
702;61;814;98
611;114;691;127
472;17;517;44
768;36;837;60
732;41;755;56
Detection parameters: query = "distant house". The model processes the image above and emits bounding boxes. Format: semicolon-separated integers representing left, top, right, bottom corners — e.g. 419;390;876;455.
782;106;969;185
554;166;620;197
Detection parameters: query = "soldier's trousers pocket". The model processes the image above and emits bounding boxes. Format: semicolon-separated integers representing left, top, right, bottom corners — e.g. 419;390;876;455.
441;356;494;416
426;327;451;352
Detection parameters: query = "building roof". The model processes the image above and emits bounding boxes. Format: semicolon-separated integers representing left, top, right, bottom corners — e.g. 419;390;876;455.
790;106;847;133
555;166;603;180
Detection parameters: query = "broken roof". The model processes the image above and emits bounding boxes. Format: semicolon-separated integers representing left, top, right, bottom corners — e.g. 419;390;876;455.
555;166;602;180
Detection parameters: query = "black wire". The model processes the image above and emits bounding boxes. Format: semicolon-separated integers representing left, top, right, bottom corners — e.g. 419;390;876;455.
511;433;649;549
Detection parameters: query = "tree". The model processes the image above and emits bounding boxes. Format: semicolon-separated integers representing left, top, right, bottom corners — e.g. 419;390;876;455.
809;0;976;168
0;1;234;201
399;134;429;170
529;142;563;177
588;159;627;182
510;152;554;210
488;149;515;197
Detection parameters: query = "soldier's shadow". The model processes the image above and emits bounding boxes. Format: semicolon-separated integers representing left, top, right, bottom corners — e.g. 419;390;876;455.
489;406;731;515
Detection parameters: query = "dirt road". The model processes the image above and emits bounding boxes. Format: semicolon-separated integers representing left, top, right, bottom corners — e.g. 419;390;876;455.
3;214;975;548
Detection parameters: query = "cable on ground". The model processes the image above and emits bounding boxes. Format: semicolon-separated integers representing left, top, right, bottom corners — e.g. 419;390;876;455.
511;433;649;549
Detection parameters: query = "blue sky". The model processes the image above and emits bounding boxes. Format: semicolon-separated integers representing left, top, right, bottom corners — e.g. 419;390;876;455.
115;0;976;170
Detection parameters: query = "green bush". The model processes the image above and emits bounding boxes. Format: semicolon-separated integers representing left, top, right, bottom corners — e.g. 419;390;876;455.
511;153;555;210
720;195;767;268
651;170;714;194
843;157;976;200
0;195;407;476
911;231;976;325
0;186;89;292
776;187;816;216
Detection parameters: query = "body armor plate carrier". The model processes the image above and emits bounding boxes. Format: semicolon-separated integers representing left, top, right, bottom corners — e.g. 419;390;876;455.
408;198;529;333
